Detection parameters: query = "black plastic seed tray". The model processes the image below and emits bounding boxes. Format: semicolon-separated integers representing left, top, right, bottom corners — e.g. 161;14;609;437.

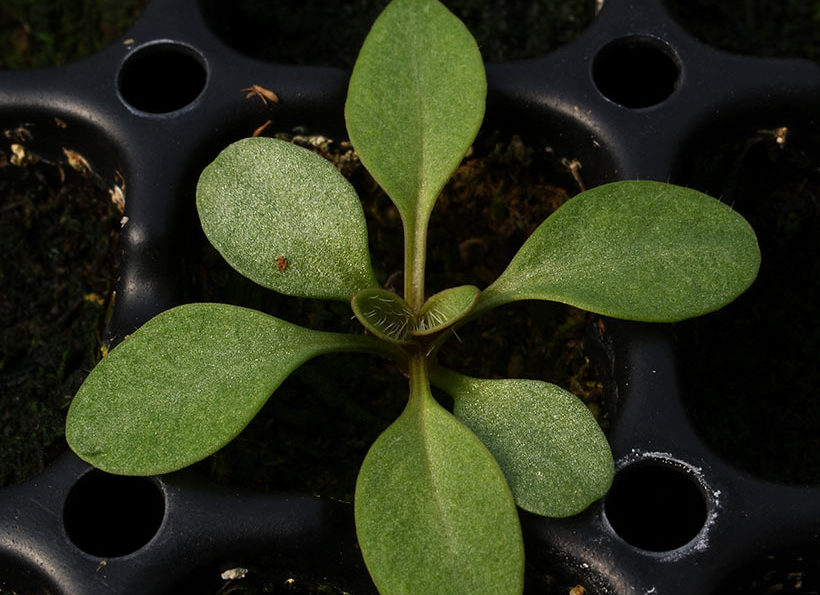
1;0;818;593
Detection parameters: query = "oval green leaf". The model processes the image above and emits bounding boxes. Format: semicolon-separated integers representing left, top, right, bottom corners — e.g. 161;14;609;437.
345;0;486;233
352;288;415;344
197;137;378;301
412;285;479;336
431;367;614;518
66;303;383;475
478;180;761;322
355;372;523;594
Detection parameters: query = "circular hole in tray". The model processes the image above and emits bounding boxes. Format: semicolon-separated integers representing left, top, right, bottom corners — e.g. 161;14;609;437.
592;35;680;109
118;42;207;114
198;0;597;67
63;469;164;557
604;460;708;552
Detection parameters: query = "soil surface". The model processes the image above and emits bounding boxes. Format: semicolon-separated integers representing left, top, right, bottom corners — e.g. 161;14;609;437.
677;127;820;486
201;0;595;68
0;157;120;487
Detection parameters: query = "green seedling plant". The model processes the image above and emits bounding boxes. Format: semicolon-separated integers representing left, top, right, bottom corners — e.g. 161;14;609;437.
65;0;761;592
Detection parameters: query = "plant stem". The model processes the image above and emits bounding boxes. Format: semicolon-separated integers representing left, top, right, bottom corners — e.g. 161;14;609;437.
408;350;429;403
404;216;429;312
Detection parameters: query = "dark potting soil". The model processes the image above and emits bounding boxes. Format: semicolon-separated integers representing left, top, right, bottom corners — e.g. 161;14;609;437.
715;545;820;594
0;154;121;488
206;566;595;595
0;0;141;490
664;0;820;62
200;0;820;72
676;128;820;486
213;573;352;595
0;0;147;70
200;0;596;69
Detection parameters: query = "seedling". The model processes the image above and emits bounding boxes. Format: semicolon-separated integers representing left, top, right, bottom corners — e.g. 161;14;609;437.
66;0;760;592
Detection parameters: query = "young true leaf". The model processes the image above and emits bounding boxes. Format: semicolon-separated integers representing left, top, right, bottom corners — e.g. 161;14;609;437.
352;288;415;344
355;360;524;594
345;0;486;236
431;367;613;518
66;303;389;476
412;285;479;336
476;180;761;322
197;137;378;301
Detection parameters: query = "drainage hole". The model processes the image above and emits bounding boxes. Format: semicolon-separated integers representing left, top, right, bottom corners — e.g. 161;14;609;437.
604;461;707;552
63;470;164;557
118;42;207;114
592;36;680;108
